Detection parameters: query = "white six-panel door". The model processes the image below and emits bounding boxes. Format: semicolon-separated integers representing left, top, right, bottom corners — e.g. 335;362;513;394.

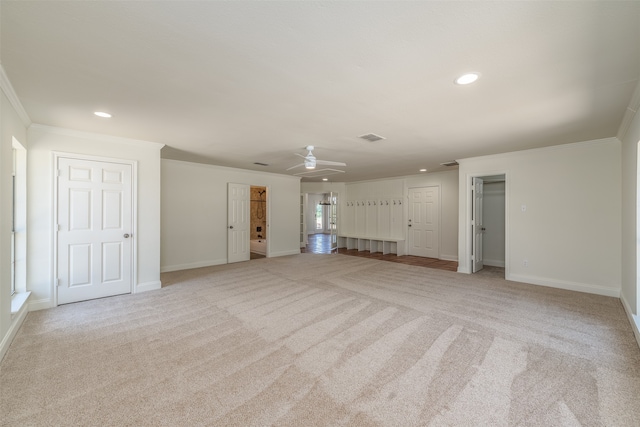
227;183;250;263
57;157;133;304
472;177;485;272
408;186;440;258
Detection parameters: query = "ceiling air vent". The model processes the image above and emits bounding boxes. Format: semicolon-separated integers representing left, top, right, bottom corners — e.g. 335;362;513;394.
440;161;459;167
253;162;269;166
359;133;385;142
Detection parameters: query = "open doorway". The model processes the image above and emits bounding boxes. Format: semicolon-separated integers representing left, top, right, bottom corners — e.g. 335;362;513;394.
302;192;339;254
470;174;506;277
250;186;268;260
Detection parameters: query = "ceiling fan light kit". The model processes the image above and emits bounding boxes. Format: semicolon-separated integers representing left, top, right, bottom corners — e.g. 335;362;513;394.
286;145;346;173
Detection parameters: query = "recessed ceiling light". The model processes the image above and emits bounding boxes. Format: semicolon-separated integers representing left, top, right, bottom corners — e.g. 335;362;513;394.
419;169;427;172
94;111;112;118
454;73;480;85
322;178;328;181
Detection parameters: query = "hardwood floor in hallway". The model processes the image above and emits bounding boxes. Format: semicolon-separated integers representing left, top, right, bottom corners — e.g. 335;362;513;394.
302;233;459;272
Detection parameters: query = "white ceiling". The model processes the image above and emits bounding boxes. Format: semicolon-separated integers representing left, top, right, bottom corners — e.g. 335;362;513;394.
2;1;639;182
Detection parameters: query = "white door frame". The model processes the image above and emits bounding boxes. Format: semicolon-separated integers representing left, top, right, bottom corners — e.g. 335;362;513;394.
52;152;138;306
227;183;251;263
472;178;484;272
407;185;441;258
255;185;271;257
460;171;509;276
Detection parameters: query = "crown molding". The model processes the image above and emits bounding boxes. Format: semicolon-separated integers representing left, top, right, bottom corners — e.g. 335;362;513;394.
0;64;32;127
617;78;640;142
29;124;165;150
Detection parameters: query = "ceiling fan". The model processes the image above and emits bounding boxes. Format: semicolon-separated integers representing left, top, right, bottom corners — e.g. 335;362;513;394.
286;145;347;171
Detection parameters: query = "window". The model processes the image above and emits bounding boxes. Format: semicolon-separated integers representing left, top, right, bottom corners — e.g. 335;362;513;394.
11;148;16;295
10;137;27;303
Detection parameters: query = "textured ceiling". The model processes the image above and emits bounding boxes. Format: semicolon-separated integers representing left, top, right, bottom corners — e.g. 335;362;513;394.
2;1;639;181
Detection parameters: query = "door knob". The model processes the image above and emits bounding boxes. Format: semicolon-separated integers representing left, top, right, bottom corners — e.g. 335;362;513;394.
408;224;412;227
229;225;234;229
124;233;130;238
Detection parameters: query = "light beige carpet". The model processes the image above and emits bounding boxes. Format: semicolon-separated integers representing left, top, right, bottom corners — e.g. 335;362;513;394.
2;253;640;426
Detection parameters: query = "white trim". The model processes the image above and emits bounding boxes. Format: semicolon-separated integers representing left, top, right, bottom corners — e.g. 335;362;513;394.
135;281;162;293
483;259;505;268
459;170;510;277
52;152;138;305
162;158;301;181
621;295;640;349
457;137;618;164
507;273;620;298
270;249;302;257
30;124;164;150
617;80;640;141
0;296;30;363
0;64;31;126
10;291;31;315
28;298;54;311
440;254;458;262
161;259;227;273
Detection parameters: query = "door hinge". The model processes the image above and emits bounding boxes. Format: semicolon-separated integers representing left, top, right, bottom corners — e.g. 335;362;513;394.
57;224;61;231
57;169;62;177
56;278;61;286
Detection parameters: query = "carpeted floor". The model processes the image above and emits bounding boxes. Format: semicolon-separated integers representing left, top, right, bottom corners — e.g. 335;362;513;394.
2;253;640;426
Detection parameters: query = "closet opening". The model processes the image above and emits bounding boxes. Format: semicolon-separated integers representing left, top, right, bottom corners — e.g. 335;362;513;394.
470;174;506;278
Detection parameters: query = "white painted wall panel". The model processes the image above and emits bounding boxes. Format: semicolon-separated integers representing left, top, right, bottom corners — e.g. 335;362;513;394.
161;159;300;272
458;138;621;296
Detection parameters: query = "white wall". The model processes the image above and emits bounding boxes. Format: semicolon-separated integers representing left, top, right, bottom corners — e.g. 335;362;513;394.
620;84;640;337
0;84;29;361
482;181;506;267
458;138;621;297
27;125;163;309
161;159;301;272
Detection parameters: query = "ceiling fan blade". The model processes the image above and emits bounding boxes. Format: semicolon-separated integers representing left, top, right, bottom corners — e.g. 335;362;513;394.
286;163;305;171
294;153;308;159
316;160;347;167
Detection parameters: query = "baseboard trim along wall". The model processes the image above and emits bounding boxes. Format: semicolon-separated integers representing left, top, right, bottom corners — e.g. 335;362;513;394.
439;254;458;262
136;281;162;293
484;259;505;268
621;295;640;350
160;259;227;273
28;298;54;311
507;273;620;298
0;299;30;363
270;249;302;257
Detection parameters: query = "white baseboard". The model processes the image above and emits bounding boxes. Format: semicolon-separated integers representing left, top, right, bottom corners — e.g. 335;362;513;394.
620;295;640;349
484;259;505;268
440;254;458;262
1;297;30;363
28;298;54;311
507;273;620;298
136;280;162;293
270;249;302;257
161;259;227;273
